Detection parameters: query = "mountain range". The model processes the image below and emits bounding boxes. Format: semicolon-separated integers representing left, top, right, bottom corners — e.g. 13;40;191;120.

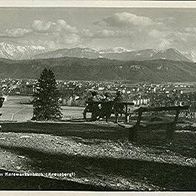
0;41;193;62
0;57;196;83
0;41;196;83
33;47;192;62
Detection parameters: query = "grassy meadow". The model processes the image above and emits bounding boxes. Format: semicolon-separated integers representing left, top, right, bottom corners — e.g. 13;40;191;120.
0;96;84;122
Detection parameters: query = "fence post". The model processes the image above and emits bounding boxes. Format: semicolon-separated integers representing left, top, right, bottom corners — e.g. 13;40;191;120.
166;109;180;141
129;109;142;142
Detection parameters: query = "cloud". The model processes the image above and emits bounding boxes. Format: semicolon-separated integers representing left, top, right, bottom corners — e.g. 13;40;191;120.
32;19;78;34
92;29;120;38
148;29;166;39
81;29;94;38
6;28;32;37
28;19;81;49
147;26;196;53
32;20;54;32
81;28;134;39
56;19;78;33
2;14;196;60
146;28;181;50
0;28;32;38
99;29;118;37
20;31;81;50
184;27;196;34
58;33;81;45
100;12;155;27
94;29;133;38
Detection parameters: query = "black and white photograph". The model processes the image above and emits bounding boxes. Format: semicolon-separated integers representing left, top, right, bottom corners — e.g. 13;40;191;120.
0;1;195;192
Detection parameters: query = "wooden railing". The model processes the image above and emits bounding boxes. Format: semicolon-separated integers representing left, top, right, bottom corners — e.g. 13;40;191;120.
119;105;190;142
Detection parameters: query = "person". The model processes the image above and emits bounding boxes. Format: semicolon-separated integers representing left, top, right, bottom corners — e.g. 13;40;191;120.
113;91;124;123
0;97;5;108
0;97;4;118
99;92;113;122
83;91;100;121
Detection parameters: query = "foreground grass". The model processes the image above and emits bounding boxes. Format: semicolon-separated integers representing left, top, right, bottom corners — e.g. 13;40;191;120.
0;126;195;190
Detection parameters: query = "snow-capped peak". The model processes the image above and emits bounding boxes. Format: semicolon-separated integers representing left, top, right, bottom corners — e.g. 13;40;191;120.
99;47;131;54
0;42;46;60
182;51;196;62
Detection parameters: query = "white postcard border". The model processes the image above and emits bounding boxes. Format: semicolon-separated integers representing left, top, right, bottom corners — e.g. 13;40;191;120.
0;0;195;195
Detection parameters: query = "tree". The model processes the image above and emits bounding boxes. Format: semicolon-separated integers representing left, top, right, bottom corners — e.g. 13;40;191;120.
32;68;62;121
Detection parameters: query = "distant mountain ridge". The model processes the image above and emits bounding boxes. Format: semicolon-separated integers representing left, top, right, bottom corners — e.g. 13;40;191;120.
0;41;192;62
34;47;192;62
0;57;196;83
33;47;101;60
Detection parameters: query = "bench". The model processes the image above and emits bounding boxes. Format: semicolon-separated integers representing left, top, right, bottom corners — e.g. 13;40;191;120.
119;105;189;142
84;101;134;122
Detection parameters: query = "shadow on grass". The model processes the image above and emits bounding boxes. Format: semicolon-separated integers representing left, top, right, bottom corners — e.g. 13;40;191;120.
0;169;110;190
0;144;196;191
1;121;129;140
137;130;196;159
2;121;196;162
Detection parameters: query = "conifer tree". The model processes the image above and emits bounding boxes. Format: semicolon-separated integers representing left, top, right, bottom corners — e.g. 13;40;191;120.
32;68;62;121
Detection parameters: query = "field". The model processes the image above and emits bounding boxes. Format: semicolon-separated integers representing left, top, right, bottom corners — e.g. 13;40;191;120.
0;96;84;121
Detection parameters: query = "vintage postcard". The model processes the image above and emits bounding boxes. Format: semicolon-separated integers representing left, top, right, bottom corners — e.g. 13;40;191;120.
0;0;195;193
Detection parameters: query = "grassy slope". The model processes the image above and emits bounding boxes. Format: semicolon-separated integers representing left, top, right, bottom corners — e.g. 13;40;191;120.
0;122;196;190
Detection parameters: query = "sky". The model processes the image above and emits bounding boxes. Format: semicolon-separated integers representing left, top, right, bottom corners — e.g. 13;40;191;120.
0;7;196;59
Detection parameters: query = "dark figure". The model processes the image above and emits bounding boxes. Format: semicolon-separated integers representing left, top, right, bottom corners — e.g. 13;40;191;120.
99;92;113;122
83;91;100;121
113;91;124;123
0;97;5;108
0;96;5;118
